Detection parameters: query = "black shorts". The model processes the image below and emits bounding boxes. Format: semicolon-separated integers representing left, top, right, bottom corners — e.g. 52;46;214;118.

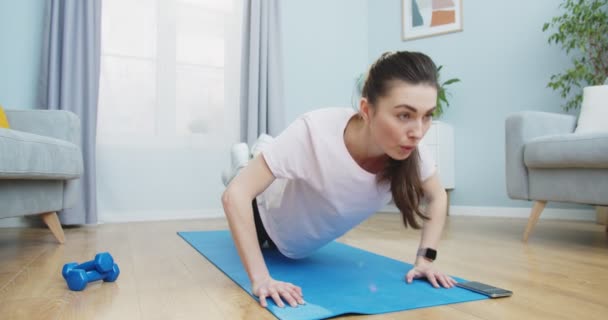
252;198;277;249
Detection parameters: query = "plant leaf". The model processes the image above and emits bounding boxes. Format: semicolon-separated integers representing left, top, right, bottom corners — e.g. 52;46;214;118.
443;78;461;86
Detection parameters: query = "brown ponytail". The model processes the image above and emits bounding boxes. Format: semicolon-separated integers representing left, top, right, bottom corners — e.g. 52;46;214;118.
361;51;439;229
378;150;426;229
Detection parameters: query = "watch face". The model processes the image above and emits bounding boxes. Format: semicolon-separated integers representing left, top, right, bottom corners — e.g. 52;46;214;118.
426;248;437;260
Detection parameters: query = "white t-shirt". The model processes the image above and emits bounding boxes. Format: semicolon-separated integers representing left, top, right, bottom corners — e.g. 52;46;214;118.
258;107;436;259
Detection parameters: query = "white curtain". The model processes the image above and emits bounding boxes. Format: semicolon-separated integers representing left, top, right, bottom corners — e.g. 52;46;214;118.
97;0;242;222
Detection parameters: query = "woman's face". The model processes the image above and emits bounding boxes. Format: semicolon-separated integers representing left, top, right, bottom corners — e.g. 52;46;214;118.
366;81;437;160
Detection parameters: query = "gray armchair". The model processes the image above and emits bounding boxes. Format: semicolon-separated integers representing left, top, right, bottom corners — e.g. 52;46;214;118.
0;109;84;243
505;111;608;241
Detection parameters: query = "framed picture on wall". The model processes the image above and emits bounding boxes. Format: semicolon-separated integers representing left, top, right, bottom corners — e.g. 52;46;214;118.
402;0;463;41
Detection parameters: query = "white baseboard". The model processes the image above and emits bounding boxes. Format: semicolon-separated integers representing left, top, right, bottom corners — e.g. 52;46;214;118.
99;209;225;224
0;210;226;228
380;205;595;221
3;206;594;228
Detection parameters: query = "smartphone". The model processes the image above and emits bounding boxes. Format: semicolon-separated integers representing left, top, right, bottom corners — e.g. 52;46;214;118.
455;281;513;298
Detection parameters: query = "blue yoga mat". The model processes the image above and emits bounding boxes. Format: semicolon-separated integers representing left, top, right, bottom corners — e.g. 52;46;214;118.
178;230;486;320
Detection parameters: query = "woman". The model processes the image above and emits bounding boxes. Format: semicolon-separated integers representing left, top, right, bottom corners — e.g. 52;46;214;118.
222;51;456;309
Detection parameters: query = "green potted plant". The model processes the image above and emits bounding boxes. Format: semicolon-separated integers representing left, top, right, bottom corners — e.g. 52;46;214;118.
543;0;608;111
354;65;460;119
434;65;461;119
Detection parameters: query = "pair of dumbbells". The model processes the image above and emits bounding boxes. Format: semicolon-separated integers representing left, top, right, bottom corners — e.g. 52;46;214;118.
62;252;120;291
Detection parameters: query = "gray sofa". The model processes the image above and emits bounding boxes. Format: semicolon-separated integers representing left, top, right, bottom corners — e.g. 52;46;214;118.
505;111;608;241
0;109;83;243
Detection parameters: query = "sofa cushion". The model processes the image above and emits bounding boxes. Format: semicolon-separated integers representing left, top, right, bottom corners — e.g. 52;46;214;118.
0;128;83;179
575;85;608;134
524;133;608;169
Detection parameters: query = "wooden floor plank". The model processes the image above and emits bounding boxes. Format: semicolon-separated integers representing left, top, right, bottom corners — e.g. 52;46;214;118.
0;295;73;319
0;214;607;319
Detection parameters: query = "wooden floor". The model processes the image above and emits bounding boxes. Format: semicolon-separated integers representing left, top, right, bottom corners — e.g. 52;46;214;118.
0;214;607;320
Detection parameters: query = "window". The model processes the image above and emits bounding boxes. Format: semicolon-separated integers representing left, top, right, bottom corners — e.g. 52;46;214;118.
96;0;243;222
98;0;241;146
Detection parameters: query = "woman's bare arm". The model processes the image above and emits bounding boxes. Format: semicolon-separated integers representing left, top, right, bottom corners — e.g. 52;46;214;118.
404;172;456;288
416;172;448;260
221;154;304;307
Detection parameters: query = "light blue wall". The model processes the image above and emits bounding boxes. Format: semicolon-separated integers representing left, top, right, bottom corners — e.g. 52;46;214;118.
282;0;585;209
0;0;46;109
281;0;369;124
367;0;577;207
0;1;587;211
0;1;45;227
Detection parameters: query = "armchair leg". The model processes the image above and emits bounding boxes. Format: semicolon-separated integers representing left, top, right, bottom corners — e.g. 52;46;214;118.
40;212;65;244
523;201;547;242
596;206;608;232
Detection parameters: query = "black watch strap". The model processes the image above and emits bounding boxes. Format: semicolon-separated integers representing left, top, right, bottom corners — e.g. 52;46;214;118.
417;248;437;261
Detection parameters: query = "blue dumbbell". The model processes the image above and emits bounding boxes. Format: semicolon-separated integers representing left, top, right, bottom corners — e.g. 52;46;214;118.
62;252;114;280
66;263;120;291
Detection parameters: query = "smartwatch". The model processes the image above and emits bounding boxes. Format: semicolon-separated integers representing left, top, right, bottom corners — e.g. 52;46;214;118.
417;248;437;262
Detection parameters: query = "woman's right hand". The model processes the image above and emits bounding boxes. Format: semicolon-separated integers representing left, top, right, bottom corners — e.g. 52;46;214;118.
252;276;305;308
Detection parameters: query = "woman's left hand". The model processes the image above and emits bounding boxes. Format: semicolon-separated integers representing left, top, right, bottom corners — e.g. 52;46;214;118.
405;260;457;288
